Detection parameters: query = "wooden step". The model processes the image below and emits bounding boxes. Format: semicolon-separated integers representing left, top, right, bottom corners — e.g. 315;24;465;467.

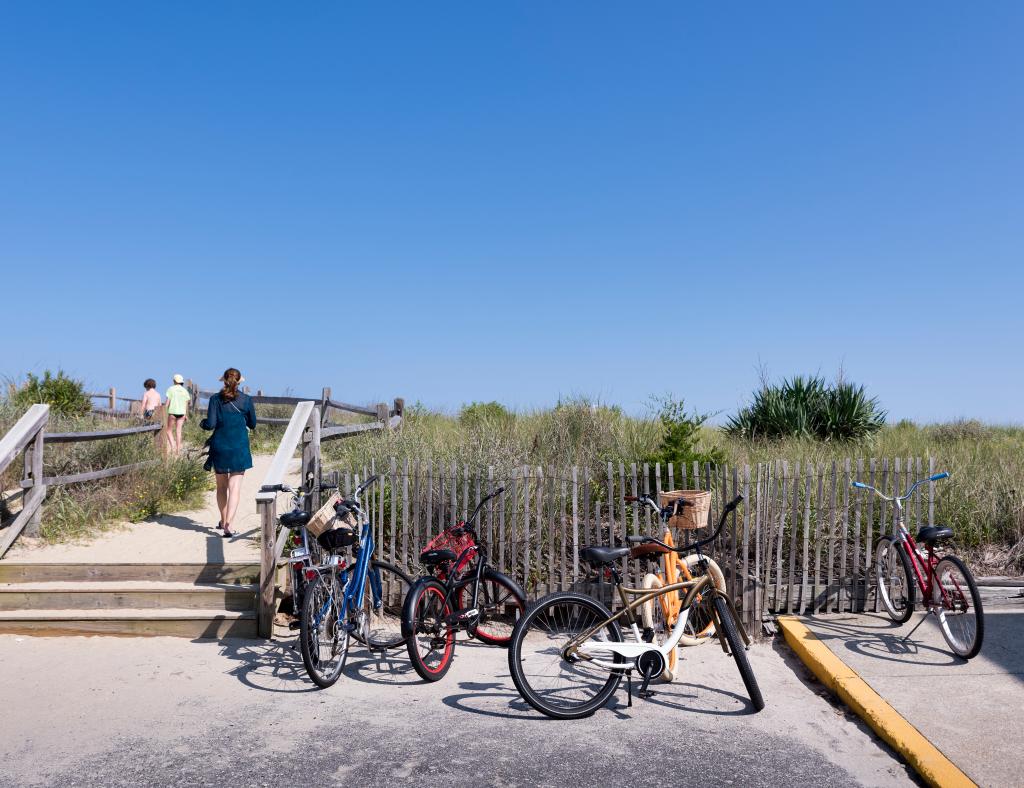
0;562;260;585
0;582;256;611
0;608;257;638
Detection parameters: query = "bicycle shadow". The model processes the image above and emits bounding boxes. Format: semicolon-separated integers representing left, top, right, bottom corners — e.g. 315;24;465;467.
441;679;557;721
344;649;422;686
215;637;320;694
639;681;760;716
801;614;960;667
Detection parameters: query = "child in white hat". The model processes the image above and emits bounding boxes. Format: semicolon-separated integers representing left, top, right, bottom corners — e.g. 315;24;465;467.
165;374;191;454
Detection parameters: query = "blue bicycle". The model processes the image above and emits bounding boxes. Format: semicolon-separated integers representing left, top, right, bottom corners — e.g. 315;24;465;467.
298;475;412;688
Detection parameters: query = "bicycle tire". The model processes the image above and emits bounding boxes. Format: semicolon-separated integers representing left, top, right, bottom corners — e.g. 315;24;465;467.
464;568;526;646
933;555;984;659
679;555;726;645
299;574;349;689
352;560;413;650
640;573;676;681
402;578;456;682
508;592;624;720
875;538;916;623
711;594;764;712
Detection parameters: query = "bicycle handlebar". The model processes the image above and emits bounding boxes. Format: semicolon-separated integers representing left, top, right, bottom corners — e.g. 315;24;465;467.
456;487;507;534
626;495;744;555
852;472;949;502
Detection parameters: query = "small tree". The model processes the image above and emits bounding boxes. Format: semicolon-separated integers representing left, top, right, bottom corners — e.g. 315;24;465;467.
646;397;725;469
10;370;91;417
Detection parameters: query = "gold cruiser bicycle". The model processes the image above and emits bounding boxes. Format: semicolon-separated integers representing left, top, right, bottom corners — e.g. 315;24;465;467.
508;494;763;719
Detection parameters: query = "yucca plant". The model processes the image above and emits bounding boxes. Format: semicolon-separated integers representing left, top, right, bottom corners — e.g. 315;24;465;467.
726;375;885;442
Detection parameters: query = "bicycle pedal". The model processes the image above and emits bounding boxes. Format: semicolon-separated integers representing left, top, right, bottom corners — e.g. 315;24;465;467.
288;620;301;631
638;689;657;700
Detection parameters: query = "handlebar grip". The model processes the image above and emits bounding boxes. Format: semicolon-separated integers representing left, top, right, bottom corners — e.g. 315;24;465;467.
494;486;506;496
625;535;648;544
929;472;949;482
723;494;744;513
623;495;638;502
851;481;868;489
260;483;293;494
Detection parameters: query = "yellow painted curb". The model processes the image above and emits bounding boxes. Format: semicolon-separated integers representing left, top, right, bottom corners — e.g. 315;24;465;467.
777;616;976;788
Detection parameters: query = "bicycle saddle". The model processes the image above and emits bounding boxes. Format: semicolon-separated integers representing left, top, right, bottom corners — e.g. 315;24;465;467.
629;542;671;559
420;548;457;566
280;510;311;528
916;525;954;545
579;546;631;566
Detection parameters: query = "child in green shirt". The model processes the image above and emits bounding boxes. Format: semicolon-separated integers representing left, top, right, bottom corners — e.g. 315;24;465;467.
165;374;191;454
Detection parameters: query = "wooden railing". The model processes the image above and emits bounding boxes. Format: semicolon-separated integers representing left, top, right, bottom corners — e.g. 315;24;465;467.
253;399;404;636
197;385;403;427
0;405;167;557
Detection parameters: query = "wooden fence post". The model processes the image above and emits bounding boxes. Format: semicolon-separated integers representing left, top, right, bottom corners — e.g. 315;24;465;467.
301;407;322;510
154;404;168;456
108;387;116;412
321;387;331;426
377;402;390;429
258;498;276;637
22;428;45;536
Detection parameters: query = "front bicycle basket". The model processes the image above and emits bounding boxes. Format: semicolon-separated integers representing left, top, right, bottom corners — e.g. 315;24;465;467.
422;526;474;568
659;490;711;531
307;493;341;537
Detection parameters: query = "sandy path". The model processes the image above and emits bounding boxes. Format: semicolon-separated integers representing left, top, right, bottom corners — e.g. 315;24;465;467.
4;454;300;564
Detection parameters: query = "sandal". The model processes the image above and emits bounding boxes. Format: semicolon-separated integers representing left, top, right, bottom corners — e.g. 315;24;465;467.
221;528;233;538
216;521;224;530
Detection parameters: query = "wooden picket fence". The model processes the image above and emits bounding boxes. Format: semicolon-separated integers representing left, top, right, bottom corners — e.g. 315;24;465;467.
326;456;940;633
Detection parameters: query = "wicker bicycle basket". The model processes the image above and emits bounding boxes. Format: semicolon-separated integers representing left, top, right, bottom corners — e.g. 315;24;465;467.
659;490;711;531
306;493;341;538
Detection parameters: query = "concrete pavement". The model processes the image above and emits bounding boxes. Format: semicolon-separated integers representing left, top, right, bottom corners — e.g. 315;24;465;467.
799;606;1024;788
0;632;916;787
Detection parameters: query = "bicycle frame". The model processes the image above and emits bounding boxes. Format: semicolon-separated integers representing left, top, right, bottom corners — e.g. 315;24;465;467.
858;473;965;610
565;570;748;670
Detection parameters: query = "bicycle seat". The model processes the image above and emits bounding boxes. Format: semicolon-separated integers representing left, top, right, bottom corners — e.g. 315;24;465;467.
579;546;631;566
630;542;671;559
916;525;954;545
318;525;356;552
280;510;311;528
420;548;457;566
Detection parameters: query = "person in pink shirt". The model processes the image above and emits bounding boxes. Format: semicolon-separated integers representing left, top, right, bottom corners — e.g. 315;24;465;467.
141;379;161;420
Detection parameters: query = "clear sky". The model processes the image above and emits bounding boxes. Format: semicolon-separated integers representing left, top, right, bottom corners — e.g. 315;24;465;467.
2;2;1021;422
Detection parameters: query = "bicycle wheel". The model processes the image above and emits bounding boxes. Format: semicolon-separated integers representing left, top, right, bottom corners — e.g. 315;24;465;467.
299;574;349;689
678;555;726;645
403;578;456;682
875;538;916;623
711;594;764;712
353;560;413;650
463;568;526;646
933;555;984;659
508;592;623;720
640;573;676;681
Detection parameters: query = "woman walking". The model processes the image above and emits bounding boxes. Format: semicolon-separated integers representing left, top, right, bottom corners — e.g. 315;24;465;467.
165;374;191;454
200;368;257;538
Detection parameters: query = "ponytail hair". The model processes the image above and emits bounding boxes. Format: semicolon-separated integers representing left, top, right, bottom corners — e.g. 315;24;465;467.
220;368;242;401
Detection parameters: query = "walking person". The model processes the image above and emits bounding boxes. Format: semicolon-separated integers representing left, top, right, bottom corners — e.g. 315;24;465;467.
165;374;191;454
200;368;257;538
140;379;160;420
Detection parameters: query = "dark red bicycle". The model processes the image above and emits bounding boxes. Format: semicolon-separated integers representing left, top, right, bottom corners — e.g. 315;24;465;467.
401;487;526;681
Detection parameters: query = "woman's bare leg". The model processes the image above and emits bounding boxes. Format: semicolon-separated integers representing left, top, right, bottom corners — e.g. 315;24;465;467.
174;415;186;453
224;472;245;533
215;473;229;528
166;414;178;454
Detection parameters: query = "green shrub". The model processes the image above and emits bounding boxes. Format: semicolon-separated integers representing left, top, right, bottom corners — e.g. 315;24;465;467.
726;375;885;442
458;401;513;428
9;370;91;417
646;397;724;469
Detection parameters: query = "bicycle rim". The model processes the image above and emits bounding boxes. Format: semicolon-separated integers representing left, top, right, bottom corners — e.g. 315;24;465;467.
679;555;725;645
299;576;348;688
933;556;984;659
875;538;915;622
406;581;455;680
356;561;412;649
464;571;525;645
509;593;623;719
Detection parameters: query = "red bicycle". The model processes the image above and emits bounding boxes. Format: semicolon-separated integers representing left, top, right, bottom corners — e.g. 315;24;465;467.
401;487;527;681
854;472;984;659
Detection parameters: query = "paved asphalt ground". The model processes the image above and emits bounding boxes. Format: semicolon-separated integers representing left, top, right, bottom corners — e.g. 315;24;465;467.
0;631;917;787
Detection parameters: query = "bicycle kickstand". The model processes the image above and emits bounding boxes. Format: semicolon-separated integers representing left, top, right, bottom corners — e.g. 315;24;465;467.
901;612;928;643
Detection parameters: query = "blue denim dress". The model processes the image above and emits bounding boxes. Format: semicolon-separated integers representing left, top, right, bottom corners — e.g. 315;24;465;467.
200;392;257;473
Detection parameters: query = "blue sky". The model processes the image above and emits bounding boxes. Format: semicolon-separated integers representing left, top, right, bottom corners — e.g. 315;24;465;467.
2;2;1021;422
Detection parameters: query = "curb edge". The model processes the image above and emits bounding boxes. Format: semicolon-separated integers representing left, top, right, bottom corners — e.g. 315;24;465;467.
777;615;975;788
